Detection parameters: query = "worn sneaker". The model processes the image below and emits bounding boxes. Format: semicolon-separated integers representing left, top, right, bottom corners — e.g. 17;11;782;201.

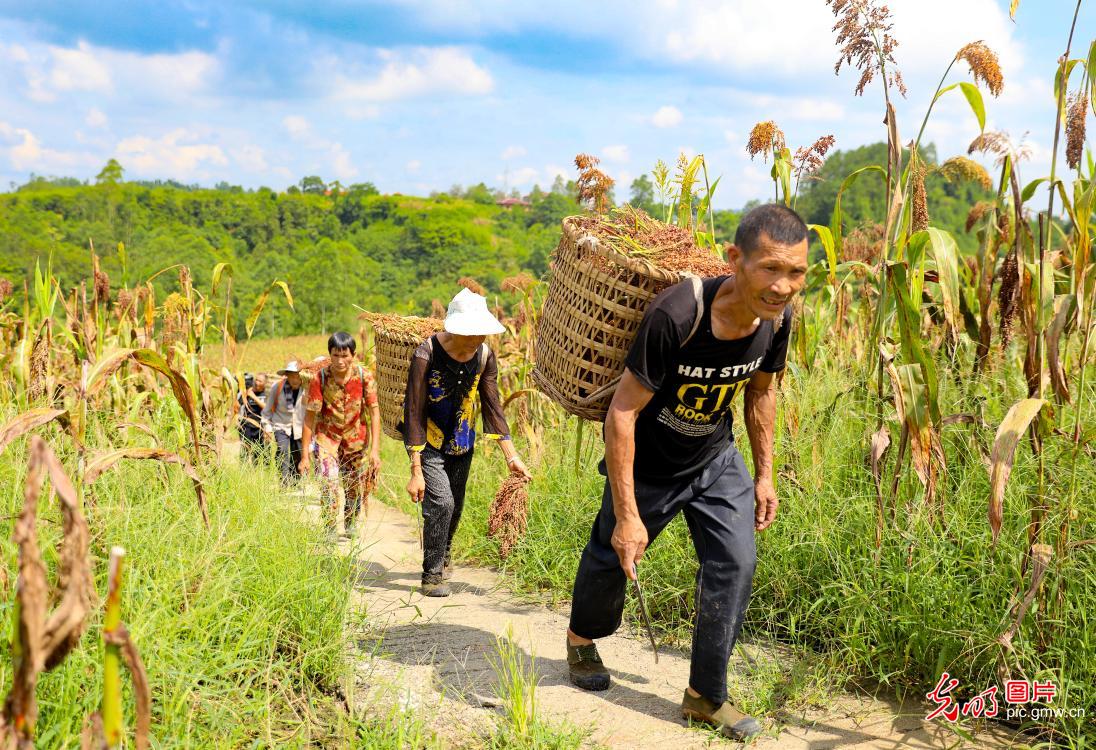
566;640;610;691
681;690;762;741
421;573;451;598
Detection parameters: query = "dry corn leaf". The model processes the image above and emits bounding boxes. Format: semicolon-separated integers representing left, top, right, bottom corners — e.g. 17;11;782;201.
4;436;93;743
84;446;203;503
998;543;1052;650
0;408;67;455
988;398;1045;544
1046;295;1075;405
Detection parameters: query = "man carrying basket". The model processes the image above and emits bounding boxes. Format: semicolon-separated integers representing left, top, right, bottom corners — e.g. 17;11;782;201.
564;204;809;741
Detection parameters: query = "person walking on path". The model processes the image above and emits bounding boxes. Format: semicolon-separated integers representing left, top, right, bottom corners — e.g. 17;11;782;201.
299;332;381;537
403;288;531;597
564;204;808;741
262;360;307;485
238;373;267;462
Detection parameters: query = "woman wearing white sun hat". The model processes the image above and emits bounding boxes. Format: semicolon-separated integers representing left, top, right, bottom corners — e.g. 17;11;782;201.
402;288;532;597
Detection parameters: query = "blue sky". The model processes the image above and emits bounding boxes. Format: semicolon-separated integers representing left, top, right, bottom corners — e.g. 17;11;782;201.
0;0;1091;208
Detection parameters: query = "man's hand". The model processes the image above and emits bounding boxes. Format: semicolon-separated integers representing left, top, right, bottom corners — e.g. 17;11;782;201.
298;453;311;474
754;478;779;531
611;516;649;580
407;472;426;503
508;456;532;480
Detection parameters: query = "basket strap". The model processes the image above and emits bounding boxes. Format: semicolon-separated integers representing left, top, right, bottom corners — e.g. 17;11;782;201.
681;275;705;347
575;377;620;407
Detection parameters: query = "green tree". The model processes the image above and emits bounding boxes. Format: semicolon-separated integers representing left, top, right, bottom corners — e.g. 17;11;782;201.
628;174;657;215
464;183;495;205
346;182;379;198
96;159;125;185
299;176;326;195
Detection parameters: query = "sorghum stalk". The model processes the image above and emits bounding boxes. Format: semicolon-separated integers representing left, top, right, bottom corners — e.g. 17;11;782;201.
102;546;125;748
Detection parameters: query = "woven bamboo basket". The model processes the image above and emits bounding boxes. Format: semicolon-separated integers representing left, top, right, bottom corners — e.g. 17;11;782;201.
532;217;689;421
362;314;443;441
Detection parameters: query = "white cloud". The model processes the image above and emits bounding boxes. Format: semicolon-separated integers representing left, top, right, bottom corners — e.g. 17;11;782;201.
545;163;570;182
330;143;358;180
602;144;630;163
7;39;218;104
0;122;44;170
501;145;526;160
0;121;96;172
499;166;539;185
233;144;268;172
652;105;683;128
279;116;358;179
364;0;1020;82
85;108;108;128
407;159;422;172
115;129;227;177
46;42;112;95
765;97;845;121
343;104;381;120
644;0;1023;88
333;47;493;102
126;49;218;96
283;116;311;138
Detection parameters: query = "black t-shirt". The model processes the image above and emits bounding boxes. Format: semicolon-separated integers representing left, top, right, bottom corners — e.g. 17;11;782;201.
624;275;791;482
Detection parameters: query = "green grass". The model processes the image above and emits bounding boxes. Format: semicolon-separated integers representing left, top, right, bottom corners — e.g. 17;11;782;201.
486;630;592;750
378;352;1096;746
202;333;331;374
0;414;379;747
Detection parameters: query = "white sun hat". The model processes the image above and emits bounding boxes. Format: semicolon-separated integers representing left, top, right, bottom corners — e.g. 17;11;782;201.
278;360;301;375
444;288;505;336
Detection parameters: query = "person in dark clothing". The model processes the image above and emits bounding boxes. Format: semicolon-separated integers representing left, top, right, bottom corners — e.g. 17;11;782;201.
403;288;531;597
262;360;306;485
238;372;267;462
564;204;809;741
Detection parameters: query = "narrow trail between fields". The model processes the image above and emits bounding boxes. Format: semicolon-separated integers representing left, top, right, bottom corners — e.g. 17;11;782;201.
328;487;1026;750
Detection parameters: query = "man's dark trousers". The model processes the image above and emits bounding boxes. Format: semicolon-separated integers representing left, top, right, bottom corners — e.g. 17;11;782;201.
273;430;302;484
569;445;756;705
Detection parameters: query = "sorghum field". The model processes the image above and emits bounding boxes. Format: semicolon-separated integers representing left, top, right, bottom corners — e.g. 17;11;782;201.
1;0;1094;747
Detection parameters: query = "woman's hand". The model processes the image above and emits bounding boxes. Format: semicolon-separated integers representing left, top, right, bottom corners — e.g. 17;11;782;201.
407;471;426;503
508;455;532;481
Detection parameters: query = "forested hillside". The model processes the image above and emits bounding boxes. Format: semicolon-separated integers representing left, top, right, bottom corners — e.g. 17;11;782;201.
0;173;582;336
0;142;987;337
795;142;993;253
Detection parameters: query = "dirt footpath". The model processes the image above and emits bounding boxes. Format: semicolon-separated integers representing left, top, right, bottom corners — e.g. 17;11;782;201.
334;499;1030;749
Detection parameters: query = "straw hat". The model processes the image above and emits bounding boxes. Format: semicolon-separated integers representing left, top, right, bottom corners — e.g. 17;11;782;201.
278;360;302;375
444;288;505;336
